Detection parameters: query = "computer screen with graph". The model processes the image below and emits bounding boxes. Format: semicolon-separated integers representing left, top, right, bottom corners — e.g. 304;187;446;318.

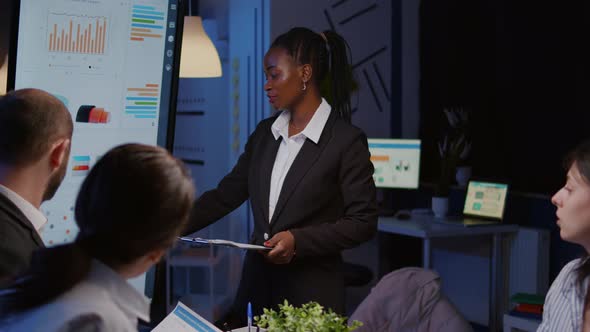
367;138;421;189
9;0;184;292
463;181;508;219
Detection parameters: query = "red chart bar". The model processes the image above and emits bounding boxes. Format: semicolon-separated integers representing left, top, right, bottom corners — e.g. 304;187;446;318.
48;17;107;54
68;20;73;52
76;24;81;52
102;19;106;53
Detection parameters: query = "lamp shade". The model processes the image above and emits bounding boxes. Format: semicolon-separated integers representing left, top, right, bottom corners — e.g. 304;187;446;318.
179;16;222;78
0;54;7;94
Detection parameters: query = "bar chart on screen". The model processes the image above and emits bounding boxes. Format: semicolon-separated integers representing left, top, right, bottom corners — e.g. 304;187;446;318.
47;12;109;55
129;3;166;43
14;0;180;252
71;155;91;177
122;83;161;128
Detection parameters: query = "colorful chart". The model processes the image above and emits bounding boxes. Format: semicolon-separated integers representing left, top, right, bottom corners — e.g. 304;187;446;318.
48;12;108;55
130;4;165;42
41;203;77;246
71;155;90;176
76;105;111;124
368;139;421;189
125;83;160;119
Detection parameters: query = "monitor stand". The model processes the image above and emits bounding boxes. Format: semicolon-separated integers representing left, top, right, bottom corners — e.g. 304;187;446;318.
376;189;396;216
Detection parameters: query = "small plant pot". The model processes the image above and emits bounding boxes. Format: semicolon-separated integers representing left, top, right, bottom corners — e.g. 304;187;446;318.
455;166;472;188
431;196;449;218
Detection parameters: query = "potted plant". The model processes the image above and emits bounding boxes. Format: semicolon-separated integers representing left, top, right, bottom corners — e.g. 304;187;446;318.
433;107;472;217
444;107;472;187
255;300;362;332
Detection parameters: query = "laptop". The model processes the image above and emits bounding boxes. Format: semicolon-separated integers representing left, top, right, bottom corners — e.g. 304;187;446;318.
439;180;509;227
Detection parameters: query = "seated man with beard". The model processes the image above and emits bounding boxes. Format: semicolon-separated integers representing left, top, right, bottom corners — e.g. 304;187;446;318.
0;88;72;281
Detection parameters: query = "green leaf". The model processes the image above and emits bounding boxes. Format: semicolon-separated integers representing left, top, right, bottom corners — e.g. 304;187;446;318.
255;301;362;332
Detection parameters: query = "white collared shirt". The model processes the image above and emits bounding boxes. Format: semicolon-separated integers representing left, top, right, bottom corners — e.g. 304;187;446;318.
268;98;331;222
2;259;151;332
0;184;47;234
538;258;588;332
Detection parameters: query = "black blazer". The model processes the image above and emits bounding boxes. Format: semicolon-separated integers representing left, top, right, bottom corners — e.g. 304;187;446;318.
0;192;44;280
187;110;377;316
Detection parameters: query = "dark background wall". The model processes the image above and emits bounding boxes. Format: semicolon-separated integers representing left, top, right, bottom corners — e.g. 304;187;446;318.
0;1;11;54
0;0;14;92
417;0;590;279
419;0;590;196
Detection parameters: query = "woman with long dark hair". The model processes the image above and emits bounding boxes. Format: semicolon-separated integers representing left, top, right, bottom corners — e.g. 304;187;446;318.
539;140;590;332
0;144;194;332
185;27;377;327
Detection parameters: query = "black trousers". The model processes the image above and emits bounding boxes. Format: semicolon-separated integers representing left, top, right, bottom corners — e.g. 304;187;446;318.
225;251;345;328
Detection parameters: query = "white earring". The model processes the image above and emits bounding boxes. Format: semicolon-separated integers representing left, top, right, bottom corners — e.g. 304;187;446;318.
302;81;307;91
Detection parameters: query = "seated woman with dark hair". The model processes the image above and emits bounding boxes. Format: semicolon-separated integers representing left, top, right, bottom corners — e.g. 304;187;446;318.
538;140;590;332
0;144;195;332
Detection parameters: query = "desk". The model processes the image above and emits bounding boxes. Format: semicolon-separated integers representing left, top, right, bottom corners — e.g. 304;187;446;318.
378;215;518;332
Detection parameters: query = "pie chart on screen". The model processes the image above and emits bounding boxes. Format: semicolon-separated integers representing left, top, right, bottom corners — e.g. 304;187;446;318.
76;105;111;124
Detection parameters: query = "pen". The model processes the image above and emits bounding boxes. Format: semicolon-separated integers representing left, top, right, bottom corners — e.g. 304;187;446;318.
247;302;252;332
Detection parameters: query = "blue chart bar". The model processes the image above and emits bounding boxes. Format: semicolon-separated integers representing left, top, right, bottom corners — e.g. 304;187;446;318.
125;111;157;114
126;83;160;119
125;106;157;119
73;156;91;162
133;5;156;11
131;23;163;29
126;97;158;101
126;106;157;110
133;9;165;16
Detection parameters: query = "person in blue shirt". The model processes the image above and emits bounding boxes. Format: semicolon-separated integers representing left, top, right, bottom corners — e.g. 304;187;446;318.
0;144;195;332
539;140;590;332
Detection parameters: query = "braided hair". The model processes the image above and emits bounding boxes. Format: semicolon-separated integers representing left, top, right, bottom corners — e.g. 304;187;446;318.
270;27;355;123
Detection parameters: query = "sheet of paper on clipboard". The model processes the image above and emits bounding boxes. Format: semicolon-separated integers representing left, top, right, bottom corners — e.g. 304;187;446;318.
179;237;272;250
152;302;221;332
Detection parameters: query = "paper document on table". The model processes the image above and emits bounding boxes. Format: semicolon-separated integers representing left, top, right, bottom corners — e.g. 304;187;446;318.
179;237;272;250
152;302;221;332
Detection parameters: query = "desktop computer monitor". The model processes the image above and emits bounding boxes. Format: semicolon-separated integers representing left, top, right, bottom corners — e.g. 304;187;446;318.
367;138;421;189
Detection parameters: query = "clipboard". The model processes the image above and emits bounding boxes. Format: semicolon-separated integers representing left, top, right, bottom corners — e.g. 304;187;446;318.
179;237;272;251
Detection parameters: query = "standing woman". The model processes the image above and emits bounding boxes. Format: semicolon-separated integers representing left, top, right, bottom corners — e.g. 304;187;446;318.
539;140;590;332
185;27;377;325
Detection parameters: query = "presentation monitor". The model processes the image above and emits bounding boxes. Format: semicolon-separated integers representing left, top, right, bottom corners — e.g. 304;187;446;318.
9;0;185;291
367;138;421;189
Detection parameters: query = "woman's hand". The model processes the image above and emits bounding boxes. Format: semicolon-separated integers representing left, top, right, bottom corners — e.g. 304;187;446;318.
262;231;296;264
